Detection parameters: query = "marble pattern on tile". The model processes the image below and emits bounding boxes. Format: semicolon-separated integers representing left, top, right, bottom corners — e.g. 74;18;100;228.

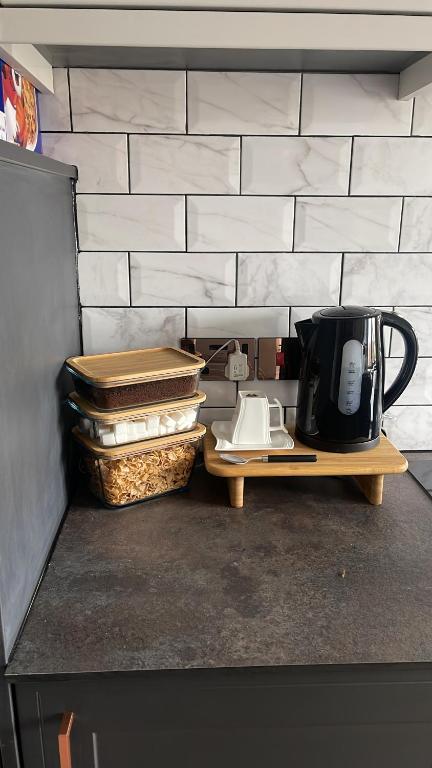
240;379;298;408
187;72;301;135
187;307;290;337
38;68;71;131
130;252;235;306
82;307;185;354
342;253;432;306
412;93;432;136
199;381;237;407
290;305;392;355
391;307;432;357
129;135;239;194
242;137;351;195
294;197;402;252
78;252;130;307
187;196;294;252
384;358;432;406
399;198;432;252
383;406;432;450
42;134;128;193
351;138;432;195
301;74;413;136
76;195;185;251
237;252;341;306
70;69;185;133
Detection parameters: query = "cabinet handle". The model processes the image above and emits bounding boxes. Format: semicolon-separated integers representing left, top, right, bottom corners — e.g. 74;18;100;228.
58;712;75;768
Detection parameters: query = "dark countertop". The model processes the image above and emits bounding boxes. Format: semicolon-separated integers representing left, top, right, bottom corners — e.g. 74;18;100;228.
6;462;432;678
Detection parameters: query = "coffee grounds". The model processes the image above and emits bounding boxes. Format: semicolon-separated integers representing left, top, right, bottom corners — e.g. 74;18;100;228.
75;373;200;410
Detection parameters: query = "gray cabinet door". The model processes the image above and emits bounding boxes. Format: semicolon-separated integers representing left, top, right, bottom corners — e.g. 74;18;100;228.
13;668;432;768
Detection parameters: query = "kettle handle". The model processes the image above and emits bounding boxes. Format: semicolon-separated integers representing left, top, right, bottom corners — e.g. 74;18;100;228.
381;311;418;412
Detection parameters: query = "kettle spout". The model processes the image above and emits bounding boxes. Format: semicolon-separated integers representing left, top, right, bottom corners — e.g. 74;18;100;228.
295;319;317;350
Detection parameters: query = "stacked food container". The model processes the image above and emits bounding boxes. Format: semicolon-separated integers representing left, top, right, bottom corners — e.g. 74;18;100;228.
65;347;206;508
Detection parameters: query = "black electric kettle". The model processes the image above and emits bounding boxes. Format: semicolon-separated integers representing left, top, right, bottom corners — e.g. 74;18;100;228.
295;306;418;452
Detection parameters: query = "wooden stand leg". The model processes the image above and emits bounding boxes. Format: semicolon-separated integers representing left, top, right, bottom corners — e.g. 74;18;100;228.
354;474;384;505
227;477;244;508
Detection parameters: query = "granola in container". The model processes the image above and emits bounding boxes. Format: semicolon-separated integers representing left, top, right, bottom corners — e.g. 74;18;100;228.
73;424;206;508
65;347;205;410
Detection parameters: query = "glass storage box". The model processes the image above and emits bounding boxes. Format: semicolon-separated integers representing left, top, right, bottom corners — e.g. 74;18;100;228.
74;424;206;508
65;347;205;410
67;390;206;446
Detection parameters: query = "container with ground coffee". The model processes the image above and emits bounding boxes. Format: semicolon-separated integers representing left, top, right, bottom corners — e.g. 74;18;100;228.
66;347;206;410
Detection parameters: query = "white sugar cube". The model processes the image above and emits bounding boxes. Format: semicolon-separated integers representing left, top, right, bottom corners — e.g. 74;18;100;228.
113;422;128;440
146;414;160;437
171;411;187;428
161;414;176;429
100;432;116;446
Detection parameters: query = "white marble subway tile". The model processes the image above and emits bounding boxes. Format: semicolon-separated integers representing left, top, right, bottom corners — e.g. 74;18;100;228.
42;134;128;193
78;252;130;307
301;74;412;136
399;198;432;252
384;406;432;450
351;138;432;195
187;307;290;337
129;135;239;194
70;69;185;133
199;408;235;427
199;381;237;407
240;379;298;408
187;72;301;135
39;69;71;131
391;308;432;357
384;359;432;405
187;196;294;252
76;195;185;251
82;307;185;354
237;253;341;306
241;137;351;195
342;253;432;305
290;305;392;354
412;93;432;136
294;197;402;252
130;252;235;306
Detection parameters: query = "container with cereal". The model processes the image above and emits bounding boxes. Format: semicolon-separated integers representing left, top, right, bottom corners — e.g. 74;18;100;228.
67;390;206;447
73;424;206;508
65;347;205;410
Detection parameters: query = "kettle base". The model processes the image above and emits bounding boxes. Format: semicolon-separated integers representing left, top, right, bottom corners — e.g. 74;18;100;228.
295;428;380;454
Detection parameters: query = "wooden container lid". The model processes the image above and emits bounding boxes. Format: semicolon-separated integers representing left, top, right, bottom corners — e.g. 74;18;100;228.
66;347;205;387
73;423;206;459
67;390;206;423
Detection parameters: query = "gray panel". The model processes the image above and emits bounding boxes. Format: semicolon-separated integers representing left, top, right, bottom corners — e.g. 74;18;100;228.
38;44;425;72
0;141;77;180
0;159;80;660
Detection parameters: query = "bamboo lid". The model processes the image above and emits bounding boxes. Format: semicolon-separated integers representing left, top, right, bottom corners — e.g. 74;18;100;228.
67;390;206;423
73;423;206;459
66;347;205;387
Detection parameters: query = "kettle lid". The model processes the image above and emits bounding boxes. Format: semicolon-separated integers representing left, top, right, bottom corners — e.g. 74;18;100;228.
313;305;381;322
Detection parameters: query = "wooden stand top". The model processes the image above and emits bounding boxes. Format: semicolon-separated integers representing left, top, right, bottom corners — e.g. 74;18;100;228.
203;430;408;479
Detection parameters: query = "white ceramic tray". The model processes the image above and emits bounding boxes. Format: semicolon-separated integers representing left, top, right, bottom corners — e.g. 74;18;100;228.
211;421;294;452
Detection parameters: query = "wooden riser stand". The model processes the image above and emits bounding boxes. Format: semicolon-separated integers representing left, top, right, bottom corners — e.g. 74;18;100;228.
204;431;407;509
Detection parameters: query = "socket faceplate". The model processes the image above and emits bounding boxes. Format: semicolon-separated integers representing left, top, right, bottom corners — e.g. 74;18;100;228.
181;338;255;381
258;337;301;380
